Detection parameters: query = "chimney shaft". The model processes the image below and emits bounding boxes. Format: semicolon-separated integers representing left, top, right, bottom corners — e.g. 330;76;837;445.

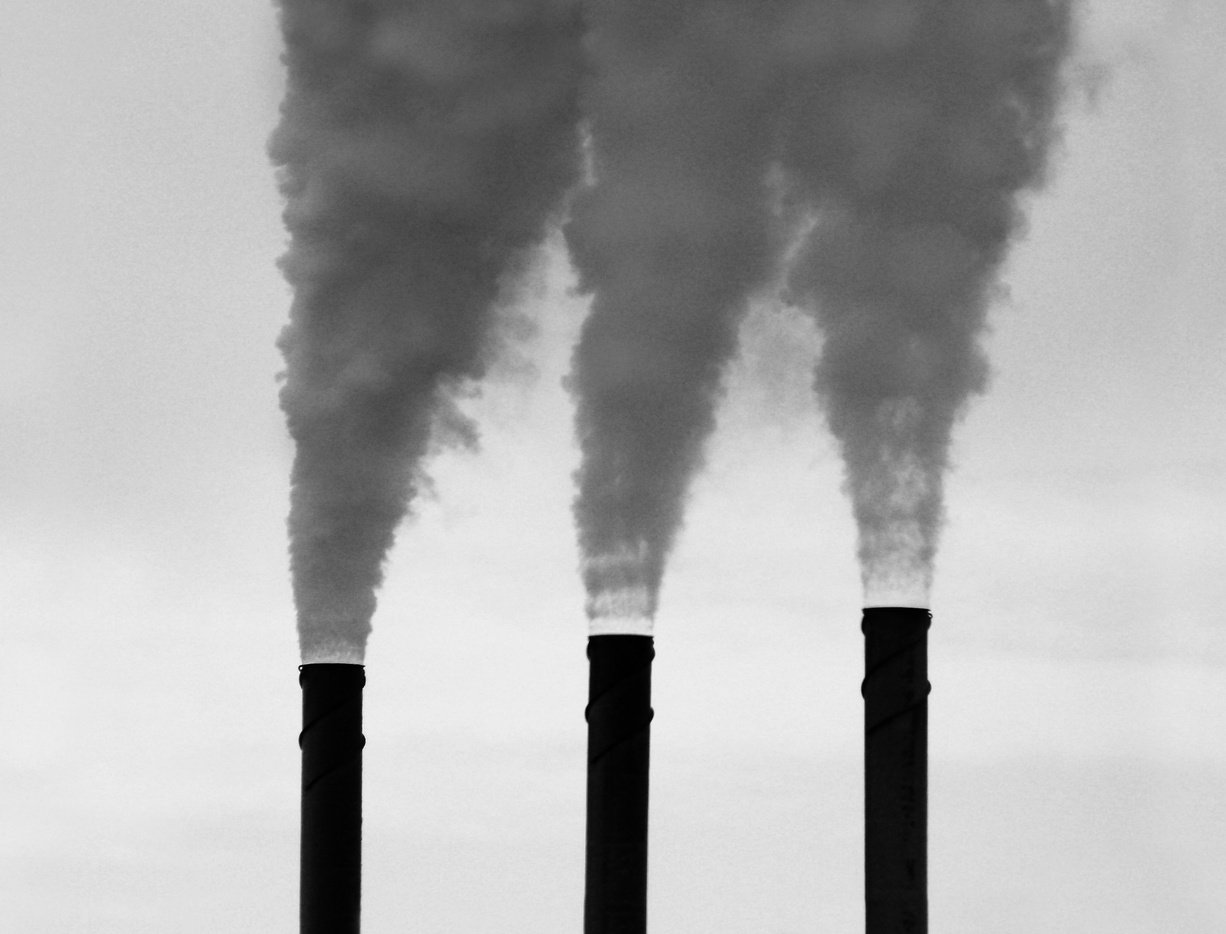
584;635;654;934
861;607;930;934
299;663;365;934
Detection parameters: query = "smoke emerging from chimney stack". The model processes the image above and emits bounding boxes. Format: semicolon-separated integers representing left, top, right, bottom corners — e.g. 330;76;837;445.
566;0;1072;620
271;0;584;662
272;0;1072;648
564;1;787;635
778;1;1072;606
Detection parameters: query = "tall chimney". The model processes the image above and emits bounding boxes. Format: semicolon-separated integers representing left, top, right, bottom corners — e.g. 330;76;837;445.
299;663;365;934
584;635;654;934
861;607;930;934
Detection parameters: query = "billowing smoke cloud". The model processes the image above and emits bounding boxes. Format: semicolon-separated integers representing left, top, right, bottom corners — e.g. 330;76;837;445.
272;0;1072;650
271;0;583;662
565;0;1072;622
777;0;1072;606
565;1;785;632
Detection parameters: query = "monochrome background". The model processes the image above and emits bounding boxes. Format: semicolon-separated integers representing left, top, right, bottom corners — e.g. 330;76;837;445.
2;0;1223;930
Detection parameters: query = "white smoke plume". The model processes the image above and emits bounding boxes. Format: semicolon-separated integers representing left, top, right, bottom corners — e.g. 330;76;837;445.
271;0;583;662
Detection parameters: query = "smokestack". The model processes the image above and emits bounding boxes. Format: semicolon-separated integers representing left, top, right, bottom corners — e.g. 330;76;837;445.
861;607;930;934
584;635;654;934
272;4;581;925
299;663;365;934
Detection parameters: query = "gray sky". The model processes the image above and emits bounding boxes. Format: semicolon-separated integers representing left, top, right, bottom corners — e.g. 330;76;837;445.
2;0;1224;931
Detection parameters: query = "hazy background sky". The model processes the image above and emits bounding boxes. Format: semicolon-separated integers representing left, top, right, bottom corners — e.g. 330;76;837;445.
2;0;1224;931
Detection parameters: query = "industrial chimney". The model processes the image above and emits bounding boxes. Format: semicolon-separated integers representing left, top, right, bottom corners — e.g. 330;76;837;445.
299;663;365;934
584;634;654;934
861;607;930;934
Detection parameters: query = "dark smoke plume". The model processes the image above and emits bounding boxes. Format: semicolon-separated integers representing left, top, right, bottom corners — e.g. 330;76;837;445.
565;1;784;631
777;0;1073;605
565;0;1071;622
272;0;1072;648
271;1;583;662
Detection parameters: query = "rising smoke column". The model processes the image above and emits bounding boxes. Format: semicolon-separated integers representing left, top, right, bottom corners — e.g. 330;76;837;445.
271;0;583;662
565;0;784;632
777;0;1072;606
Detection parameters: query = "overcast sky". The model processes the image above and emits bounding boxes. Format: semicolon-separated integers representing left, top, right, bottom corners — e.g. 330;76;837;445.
2;0;1224;931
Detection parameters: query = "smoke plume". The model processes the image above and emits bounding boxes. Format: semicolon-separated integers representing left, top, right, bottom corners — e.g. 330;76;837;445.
565;1;784;631
777;0;1072;605
272;0;1072;648
565;0;1071;620
271;0;583;662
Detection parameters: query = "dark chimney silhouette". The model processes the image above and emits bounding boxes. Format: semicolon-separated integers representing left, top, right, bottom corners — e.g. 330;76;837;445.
584;635;654;934
299;664;365;934
862;607;930;933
